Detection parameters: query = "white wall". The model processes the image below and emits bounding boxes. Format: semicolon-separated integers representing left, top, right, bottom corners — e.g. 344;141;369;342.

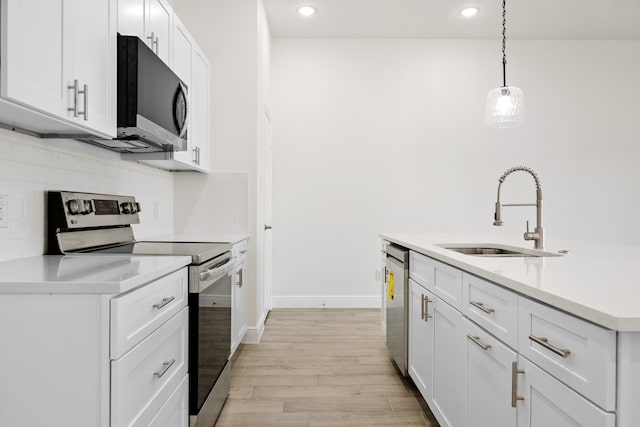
0;129;174;261
270;39;640;306
172;0;270;339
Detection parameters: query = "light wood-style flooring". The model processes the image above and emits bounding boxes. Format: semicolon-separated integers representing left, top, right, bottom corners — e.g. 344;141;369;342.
215;308;439;427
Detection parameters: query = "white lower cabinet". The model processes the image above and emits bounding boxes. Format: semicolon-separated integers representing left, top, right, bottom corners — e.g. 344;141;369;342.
408;277;466;427
406;249;619;427
408;279;434;399
231;249;248;355
0;267;189;427
517;357;615;427
465;319;516;427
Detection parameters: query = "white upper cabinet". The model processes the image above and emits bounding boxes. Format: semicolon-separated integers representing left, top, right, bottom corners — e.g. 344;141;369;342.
66;0;117;137
1;0;116;138
190;44;210;171
118;0;172;65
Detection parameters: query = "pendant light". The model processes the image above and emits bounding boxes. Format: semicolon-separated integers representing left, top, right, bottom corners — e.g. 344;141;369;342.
485;0;524;128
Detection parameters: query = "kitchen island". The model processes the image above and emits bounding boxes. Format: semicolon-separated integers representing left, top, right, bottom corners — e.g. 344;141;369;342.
381;233;640;427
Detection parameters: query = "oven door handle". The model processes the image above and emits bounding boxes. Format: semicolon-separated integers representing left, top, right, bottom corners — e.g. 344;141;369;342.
199;257;235;282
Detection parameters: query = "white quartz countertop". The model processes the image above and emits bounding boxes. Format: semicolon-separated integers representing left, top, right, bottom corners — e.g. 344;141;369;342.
143;232;249;244
380;233;640;332
0;255;191;294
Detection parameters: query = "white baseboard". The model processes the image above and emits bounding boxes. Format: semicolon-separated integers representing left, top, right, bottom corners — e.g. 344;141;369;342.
241;310;268;344
271;295;381;309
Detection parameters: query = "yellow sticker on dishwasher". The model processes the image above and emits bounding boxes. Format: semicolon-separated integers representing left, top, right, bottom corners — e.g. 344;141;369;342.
388;271;394;300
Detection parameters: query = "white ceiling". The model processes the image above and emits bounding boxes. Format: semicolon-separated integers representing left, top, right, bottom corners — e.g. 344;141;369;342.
263;0;640;40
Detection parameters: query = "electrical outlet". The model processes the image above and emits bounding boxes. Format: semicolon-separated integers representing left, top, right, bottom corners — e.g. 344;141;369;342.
0;195;7;228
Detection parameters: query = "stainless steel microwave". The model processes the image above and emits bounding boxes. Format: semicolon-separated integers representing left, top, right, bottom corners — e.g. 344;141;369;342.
84;34;188;153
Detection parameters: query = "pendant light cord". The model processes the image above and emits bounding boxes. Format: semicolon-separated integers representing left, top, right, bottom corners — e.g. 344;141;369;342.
502;0;507;87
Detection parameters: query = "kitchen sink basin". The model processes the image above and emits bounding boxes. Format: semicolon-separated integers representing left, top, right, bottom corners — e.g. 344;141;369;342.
437;244;563;258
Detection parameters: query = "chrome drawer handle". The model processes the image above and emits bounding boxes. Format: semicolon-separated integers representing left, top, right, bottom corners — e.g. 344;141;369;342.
153;359;176;378
470;300;495;314
467;334;491;351
511;362;525;407
423;295;432;322
152;296;175;310
529;335;571;358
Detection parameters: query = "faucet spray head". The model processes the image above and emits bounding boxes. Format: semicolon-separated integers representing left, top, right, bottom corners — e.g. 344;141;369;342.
493;202;503;226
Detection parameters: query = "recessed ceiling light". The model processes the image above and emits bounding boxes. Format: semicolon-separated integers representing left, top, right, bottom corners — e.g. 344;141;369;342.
298;6;316;17
460;7;479;18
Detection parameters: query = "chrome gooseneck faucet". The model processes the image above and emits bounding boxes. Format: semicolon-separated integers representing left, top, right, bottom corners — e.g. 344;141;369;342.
493;166;544;249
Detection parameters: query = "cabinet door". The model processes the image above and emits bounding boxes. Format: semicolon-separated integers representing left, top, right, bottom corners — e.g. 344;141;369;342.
231;262;247;354
147;0;172;65
171;16;194;166
431;295;466;427
517;357;615;427
408;279;434;401
2;0;66;118
190;44;210;171
66;0;117;137
117;0;145;40
465;319;517;427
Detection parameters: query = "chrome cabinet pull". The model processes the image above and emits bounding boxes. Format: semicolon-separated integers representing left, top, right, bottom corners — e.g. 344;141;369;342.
192;147;198;164
152;296;175;309
467;334;491;351
424;295;432;321
511;362;525;407
68;79;80;117
153;359;176;378
79;84;88;120
470;300;495;314
154;36;159;54
420;294;426;320
237;268;243;288
529;335;571;358
146;32;156;51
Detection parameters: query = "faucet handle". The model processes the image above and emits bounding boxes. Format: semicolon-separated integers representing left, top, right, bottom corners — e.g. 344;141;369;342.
524;220;539;241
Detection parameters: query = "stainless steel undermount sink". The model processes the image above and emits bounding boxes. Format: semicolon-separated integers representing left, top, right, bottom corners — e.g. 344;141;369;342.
437;244;563;258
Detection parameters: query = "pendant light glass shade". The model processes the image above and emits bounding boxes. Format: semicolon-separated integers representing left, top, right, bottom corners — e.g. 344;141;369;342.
485;86;525;128
485;0;524;128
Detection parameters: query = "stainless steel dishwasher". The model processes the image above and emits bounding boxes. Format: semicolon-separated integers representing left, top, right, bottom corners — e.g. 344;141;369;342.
384;243;409;376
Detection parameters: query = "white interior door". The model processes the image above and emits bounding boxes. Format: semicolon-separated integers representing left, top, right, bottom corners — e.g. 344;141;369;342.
263;111;273;312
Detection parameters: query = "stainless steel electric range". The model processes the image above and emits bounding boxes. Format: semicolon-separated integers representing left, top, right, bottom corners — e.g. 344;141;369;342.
47;191;234;427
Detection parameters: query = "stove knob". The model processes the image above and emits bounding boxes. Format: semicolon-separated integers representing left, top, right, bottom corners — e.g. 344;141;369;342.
67;199;81;215
82;200;94;215
121;202;133;214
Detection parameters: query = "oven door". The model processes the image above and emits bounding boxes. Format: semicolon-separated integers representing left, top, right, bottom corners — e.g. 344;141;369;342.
188;261;232;426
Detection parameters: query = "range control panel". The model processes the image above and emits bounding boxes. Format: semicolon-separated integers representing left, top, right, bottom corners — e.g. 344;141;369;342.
48;191;141;229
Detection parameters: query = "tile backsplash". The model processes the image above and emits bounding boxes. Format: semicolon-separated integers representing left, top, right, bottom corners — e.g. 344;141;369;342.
0;128;175;262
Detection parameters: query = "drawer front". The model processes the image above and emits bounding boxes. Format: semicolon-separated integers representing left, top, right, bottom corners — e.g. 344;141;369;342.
148;374;189;427
518;297;616;411
232;239;248;259
518;357;616;427
111;268;188;358
409;251;433;289
462;273;518;349
432;258;463;311
111;308;189;427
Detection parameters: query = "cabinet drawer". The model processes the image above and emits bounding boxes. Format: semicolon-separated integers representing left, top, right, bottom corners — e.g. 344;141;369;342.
148;374;189;427
517;357;615;427
409;251;433;288
518;297;616;411
111;268;188;358
111;308;189;427
432;258;463;311
462;273;518;348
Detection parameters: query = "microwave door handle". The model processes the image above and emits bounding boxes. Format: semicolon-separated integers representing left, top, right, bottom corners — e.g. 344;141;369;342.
178;82;189;138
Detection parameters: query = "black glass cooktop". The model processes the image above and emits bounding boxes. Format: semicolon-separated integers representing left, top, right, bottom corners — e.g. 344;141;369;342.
87;241;231;265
